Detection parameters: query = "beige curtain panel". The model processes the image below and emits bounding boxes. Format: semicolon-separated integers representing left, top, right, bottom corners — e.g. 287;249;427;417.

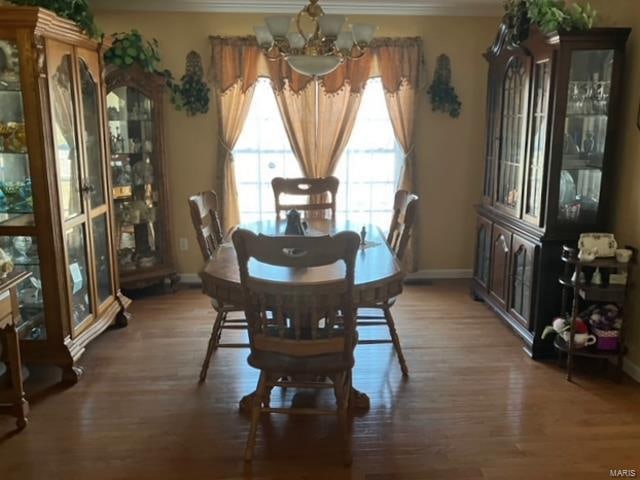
209;36;262;229
373;37;424;271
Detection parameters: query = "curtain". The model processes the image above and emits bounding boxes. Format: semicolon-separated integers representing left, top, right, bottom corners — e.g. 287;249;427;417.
266;54;373;216
374;38;424;271
209;37;261;229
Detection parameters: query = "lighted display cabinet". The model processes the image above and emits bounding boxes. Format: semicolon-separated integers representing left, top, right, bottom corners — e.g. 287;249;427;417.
472;22;630;358
0;7;130;382
105;65;178;291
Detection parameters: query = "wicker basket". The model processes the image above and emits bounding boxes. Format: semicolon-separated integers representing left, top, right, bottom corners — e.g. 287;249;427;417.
593;327;620;351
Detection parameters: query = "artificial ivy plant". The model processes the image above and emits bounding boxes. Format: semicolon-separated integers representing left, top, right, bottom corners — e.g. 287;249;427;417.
8;0;100;38
165;51;210;117
504;0;597;42
104;30;161;72
427;54;462;119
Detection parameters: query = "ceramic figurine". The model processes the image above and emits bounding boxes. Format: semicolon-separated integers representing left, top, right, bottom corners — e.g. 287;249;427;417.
592;267;603;285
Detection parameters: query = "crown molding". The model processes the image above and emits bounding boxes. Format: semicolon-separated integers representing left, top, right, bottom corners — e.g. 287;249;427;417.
92;0;503;17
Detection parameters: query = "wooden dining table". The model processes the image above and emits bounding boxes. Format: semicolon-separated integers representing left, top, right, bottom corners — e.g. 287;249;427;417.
199;218;406;411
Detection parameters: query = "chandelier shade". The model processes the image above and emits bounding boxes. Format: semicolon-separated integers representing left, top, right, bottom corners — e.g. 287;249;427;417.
254;0;376;78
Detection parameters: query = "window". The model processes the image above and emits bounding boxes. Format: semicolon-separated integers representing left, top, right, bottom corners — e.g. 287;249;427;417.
234;79;301;223
234;77;402;227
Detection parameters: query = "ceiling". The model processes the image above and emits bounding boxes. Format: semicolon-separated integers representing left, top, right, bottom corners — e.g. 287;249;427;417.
90;0;504;16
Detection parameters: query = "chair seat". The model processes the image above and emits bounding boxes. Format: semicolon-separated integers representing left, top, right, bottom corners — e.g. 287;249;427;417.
248;350;353;374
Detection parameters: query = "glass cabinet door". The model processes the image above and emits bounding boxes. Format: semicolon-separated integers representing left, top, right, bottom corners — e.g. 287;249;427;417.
78;57;113;305
557;49;614;225
0;40;34;226
524;59;552;224
496;56;530;214
107;86;163;274
66;224;92;327
50;51;83;221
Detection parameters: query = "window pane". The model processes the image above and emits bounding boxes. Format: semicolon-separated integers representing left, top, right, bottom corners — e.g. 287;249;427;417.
335;78;402;231
234;79;301;222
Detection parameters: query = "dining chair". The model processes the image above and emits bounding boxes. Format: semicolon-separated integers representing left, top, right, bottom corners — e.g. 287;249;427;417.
188;191;247;382
271;176;340;218
233;228;360;465
357;190;419;377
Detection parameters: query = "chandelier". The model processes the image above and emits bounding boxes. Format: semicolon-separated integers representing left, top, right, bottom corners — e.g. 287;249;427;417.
254;0;377;77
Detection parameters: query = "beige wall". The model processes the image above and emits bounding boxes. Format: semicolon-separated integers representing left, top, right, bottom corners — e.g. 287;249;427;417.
96;11;499;275
584;0;640;368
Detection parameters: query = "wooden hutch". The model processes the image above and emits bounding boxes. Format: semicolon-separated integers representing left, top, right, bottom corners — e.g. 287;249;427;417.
105;65;178;291
472;22;630;358
0;7;130;382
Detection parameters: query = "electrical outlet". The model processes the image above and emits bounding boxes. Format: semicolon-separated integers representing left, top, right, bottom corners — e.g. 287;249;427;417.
179;238;189;251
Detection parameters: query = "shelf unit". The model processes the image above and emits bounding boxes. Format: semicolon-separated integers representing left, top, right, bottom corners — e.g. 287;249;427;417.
557;246;634;381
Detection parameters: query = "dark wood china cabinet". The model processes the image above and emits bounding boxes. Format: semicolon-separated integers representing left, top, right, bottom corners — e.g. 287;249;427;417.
472;22;630;358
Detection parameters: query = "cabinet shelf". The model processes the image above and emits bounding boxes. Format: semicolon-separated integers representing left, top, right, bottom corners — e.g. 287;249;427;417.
554;335;624;359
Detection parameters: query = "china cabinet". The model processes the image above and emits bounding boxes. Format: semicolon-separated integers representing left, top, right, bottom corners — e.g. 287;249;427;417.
472;22;630;358
105;65;177;290
0;7;130;382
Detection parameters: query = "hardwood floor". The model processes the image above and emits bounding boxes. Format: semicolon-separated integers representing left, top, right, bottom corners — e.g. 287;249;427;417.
2;280;640;479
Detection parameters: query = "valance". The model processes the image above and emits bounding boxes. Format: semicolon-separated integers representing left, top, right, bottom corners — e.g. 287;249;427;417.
372;37;424;94
208;36;260;93
208;36;423;95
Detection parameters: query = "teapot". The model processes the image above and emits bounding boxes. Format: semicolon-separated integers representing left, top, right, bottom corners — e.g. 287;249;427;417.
284;209;305;236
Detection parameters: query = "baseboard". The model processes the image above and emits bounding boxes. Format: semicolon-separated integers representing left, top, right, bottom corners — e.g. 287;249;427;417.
624;358;640;383
179;273;201;285
406;269;473;280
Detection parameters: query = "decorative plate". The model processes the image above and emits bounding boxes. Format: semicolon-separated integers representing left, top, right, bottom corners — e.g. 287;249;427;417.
578;233;617;258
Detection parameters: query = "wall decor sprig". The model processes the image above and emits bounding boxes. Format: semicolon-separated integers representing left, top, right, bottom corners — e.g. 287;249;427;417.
165;51;210;117
427;54;462;119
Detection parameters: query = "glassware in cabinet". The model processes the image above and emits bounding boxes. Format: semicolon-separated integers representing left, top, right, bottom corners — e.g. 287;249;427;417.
107;86;163;274
0;235;45;340
0;40;34;226
558;49;614;225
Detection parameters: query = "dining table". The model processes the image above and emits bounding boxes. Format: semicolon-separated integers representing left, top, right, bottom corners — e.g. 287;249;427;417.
199;217;405;412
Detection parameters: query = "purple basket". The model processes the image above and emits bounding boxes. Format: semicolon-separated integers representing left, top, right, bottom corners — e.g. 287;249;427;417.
593;328;620;351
